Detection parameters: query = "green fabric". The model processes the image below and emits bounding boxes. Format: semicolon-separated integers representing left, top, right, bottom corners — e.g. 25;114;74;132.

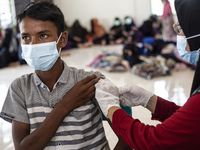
102;103;132;120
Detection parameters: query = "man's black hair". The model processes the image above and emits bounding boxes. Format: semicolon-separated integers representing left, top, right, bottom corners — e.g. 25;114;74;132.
17;1;65;35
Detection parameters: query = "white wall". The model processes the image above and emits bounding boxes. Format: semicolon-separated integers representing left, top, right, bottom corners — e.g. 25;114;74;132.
134;0;151;25
53;0;151;32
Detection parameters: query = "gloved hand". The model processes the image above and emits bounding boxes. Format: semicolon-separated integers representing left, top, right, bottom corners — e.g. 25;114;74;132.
119;84;153;107
95;78;120;117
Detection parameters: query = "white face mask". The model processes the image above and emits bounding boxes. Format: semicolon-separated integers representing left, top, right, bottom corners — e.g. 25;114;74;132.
21;33;62;71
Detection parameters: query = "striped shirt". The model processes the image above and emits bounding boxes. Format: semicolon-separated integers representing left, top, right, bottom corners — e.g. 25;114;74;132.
0;61;110;150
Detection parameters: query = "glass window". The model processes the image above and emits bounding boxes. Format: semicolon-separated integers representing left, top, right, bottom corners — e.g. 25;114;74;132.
0;0;16;29
151;0;176;16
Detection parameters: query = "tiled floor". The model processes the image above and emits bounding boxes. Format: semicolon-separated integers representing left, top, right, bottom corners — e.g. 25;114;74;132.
0;45;195;149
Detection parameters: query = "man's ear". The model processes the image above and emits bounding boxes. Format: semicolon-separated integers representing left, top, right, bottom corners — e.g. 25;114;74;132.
59;31;68;48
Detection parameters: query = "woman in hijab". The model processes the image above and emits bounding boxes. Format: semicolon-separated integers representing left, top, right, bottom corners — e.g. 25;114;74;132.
122;43;142;68
109;17;124;44
90;18;109;45
161;0;176;41
0;28;19;68
122;16;137;43
68;20;93;48
94;0;200;149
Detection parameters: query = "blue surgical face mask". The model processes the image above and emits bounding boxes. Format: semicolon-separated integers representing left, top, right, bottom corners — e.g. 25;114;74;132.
125;18;132;25
21;33;62;71
114;20;121;26
177;35;200;64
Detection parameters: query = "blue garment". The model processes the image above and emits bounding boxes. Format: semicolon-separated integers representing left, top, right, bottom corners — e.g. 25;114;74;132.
140;37;155;56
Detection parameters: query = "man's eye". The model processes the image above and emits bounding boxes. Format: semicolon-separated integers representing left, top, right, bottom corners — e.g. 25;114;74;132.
21;36;30;41
40;34;48;39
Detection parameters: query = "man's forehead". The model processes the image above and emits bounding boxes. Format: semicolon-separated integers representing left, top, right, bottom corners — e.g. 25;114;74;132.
20;30;51;35
19;17;56;33
19;17;54;27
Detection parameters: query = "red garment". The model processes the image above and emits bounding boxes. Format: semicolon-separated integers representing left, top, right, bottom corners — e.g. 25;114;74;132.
112;95;200;150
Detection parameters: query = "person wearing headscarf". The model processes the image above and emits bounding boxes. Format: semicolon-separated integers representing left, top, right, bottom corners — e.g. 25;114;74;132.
122;43;142;68
122;16;137;43
174;0;200;96
161;0;176;42
0;28;19;68
90;18;109;45
138;15;159;38
109;17;124;44
94;0;200;149
68;20;93;48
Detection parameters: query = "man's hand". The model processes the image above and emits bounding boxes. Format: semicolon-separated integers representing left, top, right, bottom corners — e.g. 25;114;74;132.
62;74;100;113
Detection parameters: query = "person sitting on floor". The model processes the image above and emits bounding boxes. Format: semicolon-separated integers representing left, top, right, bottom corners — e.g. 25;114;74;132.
90;18;109;45
68;20;93;48
109;17;124;45
0;27;19;68
122;16;137;43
